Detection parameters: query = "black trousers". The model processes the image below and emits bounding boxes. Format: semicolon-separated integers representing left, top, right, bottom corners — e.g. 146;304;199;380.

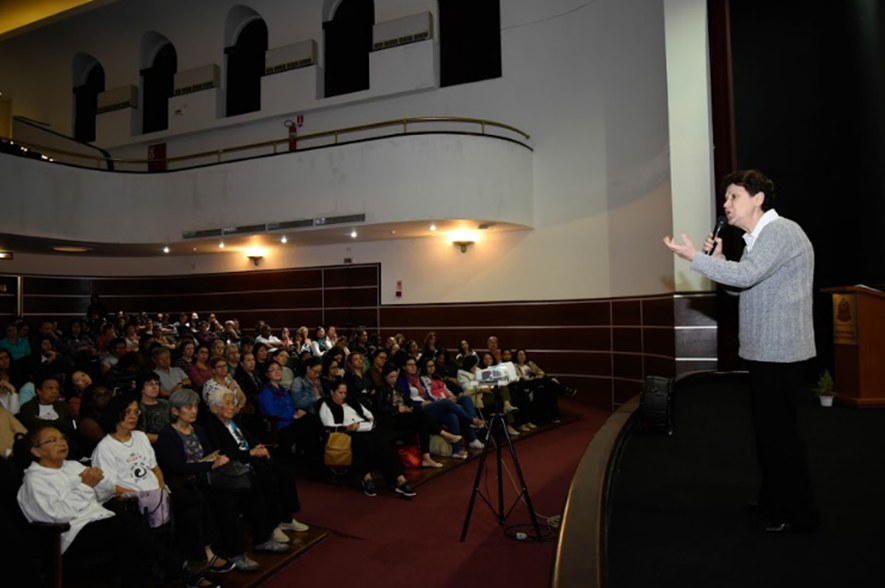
63;515;159;587
349;429;404;484
387;410;435;453
747;360;818;526
169;486;217;562
205;480;276;557
252;458;301;525
278;412;325;462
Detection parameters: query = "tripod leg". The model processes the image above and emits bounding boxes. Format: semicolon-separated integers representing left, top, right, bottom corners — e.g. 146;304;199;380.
459;416;497;541
496;417;505;523
503;425;545;542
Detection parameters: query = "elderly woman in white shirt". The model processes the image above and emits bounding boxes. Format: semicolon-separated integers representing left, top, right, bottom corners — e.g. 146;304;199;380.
91;393;230;584
16;425;170;587
318;381;416;498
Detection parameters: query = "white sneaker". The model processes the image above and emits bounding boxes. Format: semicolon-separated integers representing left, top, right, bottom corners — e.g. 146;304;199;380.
229;554;260;572
278;518;310;532
469;439;485;450
272;527;290;543
254;539;289;553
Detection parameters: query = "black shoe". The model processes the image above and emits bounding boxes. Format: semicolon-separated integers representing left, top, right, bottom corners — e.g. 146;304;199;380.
394;481;416;497
361;477;377;497
564;387;577;397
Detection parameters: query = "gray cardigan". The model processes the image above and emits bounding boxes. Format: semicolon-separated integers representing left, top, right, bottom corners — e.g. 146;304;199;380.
691;217;816;363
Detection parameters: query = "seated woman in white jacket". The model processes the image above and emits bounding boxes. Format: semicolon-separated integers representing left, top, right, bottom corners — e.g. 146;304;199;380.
16;425;168;587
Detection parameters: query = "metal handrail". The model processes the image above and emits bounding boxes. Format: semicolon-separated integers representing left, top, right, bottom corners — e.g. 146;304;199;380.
0;116;530;171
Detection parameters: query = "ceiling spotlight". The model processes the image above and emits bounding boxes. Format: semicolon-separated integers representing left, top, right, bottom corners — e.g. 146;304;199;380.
430;223;436;231
350;230;357;238
192;247;197;252
280;236;288;244
218;241;225;249
162;246;170;254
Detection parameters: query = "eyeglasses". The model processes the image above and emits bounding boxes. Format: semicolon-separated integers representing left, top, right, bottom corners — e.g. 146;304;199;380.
124;408;141;416
34;434;68;447
214;364;228;370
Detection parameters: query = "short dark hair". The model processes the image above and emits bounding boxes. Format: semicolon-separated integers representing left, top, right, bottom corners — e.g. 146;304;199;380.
101;392;140;434
461;355;479;370
35;374;59;390
721;169;776;211
382;364;399;377
304;357;322;370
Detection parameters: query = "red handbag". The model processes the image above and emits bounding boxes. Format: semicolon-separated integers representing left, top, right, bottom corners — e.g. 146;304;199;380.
397;445;422;468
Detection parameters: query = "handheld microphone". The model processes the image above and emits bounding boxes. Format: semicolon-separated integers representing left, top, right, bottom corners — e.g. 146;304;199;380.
706;216;727;256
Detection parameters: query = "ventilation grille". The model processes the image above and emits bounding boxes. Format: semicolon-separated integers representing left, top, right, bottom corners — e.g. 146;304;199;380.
174;81;216;96
96;101;134;115
373;31;429;51
265;57;315;75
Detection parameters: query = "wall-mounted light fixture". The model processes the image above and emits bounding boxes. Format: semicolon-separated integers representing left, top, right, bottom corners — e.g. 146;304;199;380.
0;251;13;260
248;255;264;267
453;240;475;253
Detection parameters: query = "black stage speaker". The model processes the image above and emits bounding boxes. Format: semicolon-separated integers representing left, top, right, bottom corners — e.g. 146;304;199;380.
639;375;674;435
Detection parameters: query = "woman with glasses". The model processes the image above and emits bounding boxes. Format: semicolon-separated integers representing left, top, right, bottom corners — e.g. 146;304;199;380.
16;425;182;587
320;353;344;396
270;348;295;390
202;358;246;411
138;373;171;443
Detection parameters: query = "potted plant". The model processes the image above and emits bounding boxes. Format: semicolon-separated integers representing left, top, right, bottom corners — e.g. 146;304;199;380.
814;370;836;407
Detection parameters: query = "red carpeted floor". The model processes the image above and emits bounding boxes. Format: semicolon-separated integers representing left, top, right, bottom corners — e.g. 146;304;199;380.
260;398;610;588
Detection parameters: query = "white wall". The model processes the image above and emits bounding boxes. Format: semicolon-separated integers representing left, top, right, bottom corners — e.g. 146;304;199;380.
0;0;714;303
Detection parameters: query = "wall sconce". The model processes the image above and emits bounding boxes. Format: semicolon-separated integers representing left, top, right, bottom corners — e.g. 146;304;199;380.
248;255;264;267
453;240;475;253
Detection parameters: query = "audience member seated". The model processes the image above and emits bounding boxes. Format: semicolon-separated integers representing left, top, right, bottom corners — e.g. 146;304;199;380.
138;374;171;443
156;389;289;573
259;361;324;465
209;340;226;362
16;425;168;587
0;405;26;457
0;366;19;416
289;357;326;410
0;348;25;405
374;364;460;469
91;393;224;587
194;322;219;347
224;345;240;376
400;357;478;460
420;356;485;454
204;388;309;538
271;348;295;390
202;357;246;411
318;382;416;498
513;349;572;425
76;385;115;457
458;356;520;437
487;336;503;364
420;331;439;359
309;326;330;357
0;323;30;361
101;337;127;375
174;339;196;371
343;351;375;410
367;348;389;390
234;352;264;405
186;345;214;392
433;349;463;393
320;353;344;396
254;324;283;351
123;324;141;353
153;347;192;398
27;336;61;381
18;375;77;450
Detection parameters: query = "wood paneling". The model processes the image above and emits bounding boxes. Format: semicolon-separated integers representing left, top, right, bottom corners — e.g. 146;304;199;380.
324;287;378;308
612;300;641;326
612;327;642;353
324;266;378;288
642;297;675;327
382;300;612;328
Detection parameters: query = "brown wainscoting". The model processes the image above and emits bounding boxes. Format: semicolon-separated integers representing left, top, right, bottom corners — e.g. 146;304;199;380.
15;265;381;330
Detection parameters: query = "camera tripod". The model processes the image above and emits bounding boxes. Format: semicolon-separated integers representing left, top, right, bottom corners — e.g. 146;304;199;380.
459;384;544;542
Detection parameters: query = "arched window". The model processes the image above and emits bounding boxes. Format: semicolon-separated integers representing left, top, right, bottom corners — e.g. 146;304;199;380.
225;10;268;117
439;0;502;87
323;0;374;98
141;33;177;134
72;54;104;143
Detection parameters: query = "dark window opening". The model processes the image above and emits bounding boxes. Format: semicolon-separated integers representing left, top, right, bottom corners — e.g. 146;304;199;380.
142;44;177;134
439;0;502;88
324;0;374;98
73;63;105;143
226;19;268;117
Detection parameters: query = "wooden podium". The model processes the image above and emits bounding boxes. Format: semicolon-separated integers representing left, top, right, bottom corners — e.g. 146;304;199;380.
822;286;885;407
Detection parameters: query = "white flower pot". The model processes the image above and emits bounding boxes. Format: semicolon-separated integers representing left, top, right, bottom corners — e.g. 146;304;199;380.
819;395;834;407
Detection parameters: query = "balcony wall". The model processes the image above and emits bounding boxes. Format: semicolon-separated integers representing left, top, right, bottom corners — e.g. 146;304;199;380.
0;132;533;245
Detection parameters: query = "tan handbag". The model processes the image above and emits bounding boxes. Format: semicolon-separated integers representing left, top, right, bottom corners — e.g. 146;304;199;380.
324;432;353;467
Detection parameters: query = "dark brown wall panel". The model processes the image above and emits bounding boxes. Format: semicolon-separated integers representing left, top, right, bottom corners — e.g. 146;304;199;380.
612;300;641;326
642;297;675;327
612;327;642;353
25;277;93;296
324;308;378;329
644;355;676;379
93;269;324;296
614;379;642;406
382;301;612;328
324;287;378;308
612;353;643;380
324;266;378;288
675;294;717;327
644;328;676;358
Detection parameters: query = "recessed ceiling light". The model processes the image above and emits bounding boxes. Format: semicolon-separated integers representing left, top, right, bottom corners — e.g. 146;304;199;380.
52;246;91;253
163;246;170;254
280;236;288;244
